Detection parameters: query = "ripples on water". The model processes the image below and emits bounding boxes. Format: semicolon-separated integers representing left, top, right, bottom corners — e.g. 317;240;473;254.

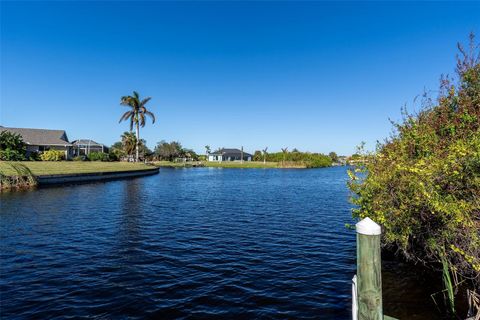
1;167;357;319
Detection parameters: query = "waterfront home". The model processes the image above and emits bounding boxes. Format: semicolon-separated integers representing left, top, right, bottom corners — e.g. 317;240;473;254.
208;148;253;162
72;139;109;156
0;126;73;159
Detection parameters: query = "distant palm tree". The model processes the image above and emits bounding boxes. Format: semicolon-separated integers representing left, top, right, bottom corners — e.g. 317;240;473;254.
281;147;288;166
121;131;137;158
119;91;155;162
205;145;211;158
262;147;268;164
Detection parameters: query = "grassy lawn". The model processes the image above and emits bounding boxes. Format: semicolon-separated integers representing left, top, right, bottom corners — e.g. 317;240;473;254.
153;161;308;169
0;161;155;176
153;161;200;168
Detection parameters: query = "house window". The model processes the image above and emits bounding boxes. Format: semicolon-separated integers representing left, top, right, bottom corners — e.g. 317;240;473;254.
39;146;50;152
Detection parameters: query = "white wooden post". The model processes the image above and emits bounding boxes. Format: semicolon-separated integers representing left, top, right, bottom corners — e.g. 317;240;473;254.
355;217;383;320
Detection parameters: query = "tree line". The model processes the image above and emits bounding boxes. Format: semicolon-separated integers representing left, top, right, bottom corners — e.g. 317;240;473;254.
252;148;334;168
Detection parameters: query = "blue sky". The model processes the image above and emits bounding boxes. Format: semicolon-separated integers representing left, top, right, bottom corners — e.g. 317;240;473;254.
1;1;479;155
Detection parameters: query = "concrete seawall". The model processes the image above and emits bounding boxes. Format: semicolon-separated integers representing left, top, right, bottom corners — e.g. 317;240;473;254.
37;167;159;185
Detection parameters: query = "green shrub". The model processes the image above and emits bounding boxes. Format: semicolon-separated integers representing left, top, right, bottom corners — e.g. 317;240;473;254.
87;152;109;161
0;131;26;160
108;150;120;161
40;150;64;161
264;150;332;167
305;157;332;168
72;156;86;161
0;148;26;161
348;36;480;298
28;151;41;161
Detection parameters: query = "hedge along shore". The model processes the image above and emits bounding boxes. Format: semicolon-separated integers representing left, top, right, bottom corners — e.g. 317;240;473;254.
0;161;159;191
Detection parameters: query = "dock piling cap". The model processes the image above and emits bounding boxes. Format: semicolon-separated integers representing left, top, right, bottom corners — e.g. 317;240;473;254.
356;217;381;235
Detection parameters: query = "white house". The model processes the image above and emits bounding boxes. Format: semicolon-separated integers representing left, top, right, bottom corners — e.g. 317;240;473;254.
208;148;252;162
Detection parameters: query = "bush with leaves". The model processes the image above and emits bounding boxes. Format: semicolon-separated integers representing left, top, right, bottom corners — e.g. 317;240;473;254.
348;35;480;308
264;150;332;168
28;151;41;161
0;130;26;160
87;152;109;161
0;149;26;161
40;150;64;161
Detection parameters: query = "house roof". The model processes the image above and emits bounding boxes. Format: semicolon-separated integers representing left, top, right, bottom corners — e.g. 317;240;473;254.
0;126;72;146
210;148;253;157
72;139;105;147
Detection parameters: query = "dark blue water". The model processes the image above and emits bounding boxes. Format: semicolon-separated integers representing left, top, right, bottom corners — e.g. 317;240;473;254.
0;167;357;319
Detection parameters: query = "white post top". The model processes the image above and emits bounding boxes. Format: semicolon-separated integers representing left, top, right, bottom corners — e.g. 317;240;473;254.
356;217;381;235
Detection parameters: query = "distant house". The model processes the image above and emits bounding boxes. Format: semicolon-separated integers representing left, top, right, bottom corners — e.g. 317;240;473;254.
72;139;109;156
208;148;252;162
0;126;73;159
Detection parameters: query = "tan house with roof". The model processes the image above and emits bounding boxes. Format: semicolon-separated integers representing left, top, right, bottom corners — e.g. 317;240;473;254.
0;126;73;159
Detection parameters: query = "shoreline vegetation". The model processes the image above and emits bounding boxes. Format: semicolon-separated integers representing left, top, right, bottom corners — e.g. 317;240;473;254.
0;161;155;191
348;34;480;317
153;160;329;169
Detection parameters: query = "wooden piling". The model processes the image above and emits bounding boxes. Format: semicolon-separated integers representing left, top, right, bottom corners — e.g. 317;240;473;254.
356;217;383;320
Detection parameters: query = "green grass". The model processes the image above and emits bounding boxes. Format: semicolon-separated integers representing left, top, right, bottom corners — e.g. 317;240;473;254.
153;161;201;168
0;161;154;176
204;161;308;168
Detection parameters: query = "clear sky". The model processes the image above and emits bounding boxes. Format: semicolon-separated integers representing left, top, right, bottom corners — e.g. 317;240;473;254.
1;1;479;155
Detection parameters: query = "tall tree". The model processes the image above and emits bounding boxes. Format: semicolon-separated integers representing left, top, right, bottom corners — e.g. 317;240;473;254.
329;151;339;162
281;147;289;166
205;145;211;157
121;131;137;157
262;147;268;164
119;91;156;162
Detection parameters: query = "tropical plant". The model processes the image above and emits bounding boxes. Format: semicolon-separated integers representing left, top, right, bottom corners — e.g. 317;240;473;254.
0;162;37;190
40;150;64;161
0;149;25;161
0;131;26;160
87;152;109;161
118;91;156;162
205;145;211;156
121;131;137;156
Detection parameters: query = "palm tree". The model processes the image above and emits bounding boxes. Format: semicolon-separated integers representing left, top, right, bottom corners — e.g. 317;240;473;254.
205;145;211;158
262;147;268;165
119;91;155;162
281;147;288;167
121;131;137;159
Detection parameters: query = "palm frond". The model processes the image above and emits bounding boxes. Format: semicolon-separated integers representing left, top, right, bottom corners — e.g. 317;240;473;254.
119;111;133;123
120;96;132;105
145;110;156;123
140;97;151;106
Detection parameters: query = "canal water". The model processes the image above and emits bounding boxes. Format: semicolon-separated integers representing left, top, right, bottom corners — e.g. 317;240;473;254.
0;167;438;319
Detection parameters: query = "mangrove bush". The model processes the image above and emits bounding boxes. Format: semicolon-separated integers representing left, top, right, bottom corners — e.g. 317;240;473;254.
348;34;480;313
